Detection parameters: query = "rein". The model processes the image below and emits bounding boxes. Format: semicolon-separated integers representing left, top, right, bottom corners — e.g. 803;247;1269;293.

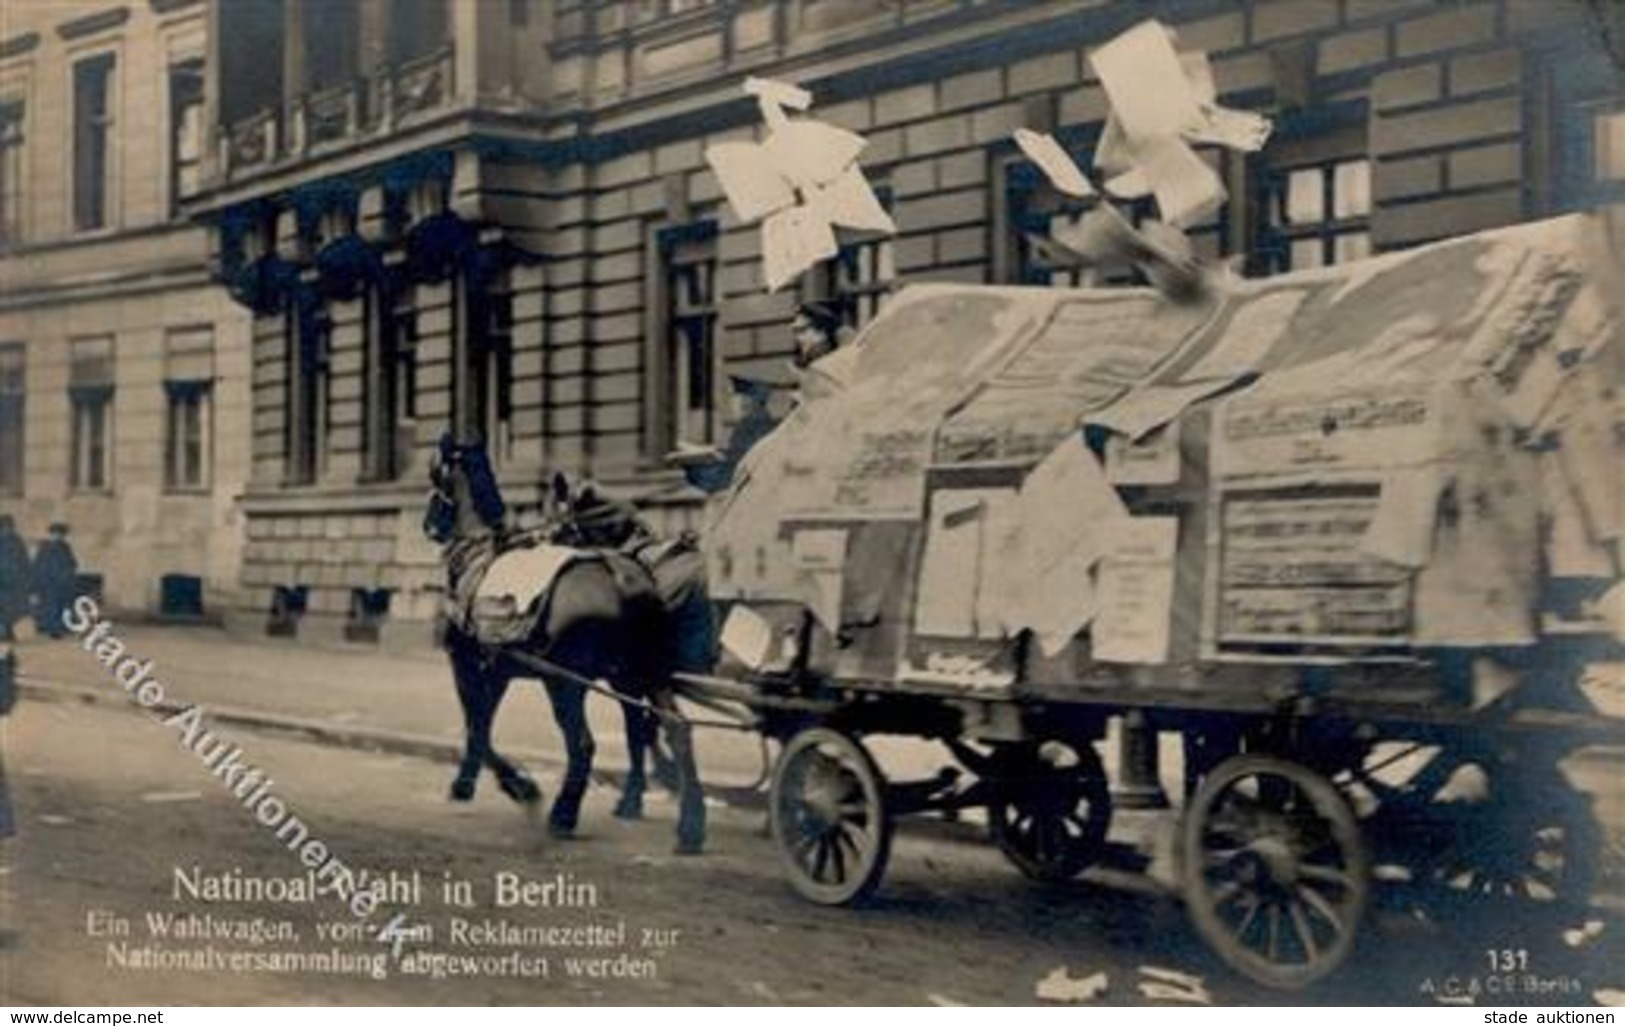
499;646;758;733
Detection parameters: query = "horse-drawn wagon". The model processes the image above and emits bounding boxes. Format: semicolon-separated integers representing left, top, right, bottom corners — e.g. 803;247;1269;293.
669;211;1625;989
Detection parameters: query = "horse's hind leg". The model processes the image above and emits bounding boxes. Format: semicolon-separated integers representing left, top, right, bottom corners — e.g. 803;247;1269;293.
615;703;657;820
544;678;594;836
652;690;705;855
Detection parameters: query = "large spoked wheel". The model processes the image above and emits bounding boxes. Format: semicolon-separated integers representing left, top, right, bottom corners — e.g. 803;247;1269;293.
770;727;893;906
1361;752;1601;918
989;739;1113;883
1183;754;1370;990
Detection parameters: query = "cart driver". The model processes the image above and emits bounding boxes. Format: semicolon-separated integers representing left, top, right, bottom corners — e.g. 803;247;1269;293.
790;300;857;398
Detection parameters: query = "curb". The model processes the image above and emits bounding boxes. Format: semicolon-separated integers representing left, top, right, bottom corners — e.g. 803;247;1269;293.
19;675;474;767
15;674;760;803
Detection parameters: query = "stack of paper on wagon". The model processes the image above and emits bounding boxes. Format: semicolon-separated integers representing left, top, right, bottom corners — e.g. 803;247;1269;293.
704;211;1623;683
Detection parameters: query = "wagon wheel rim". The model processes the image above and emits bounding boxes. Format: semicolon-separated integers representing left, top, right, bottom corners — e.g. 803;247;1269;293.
1355;751;1601;919
990;740;1113;883
1419;770;1599;914
1183;754;1369;990
770;727;892;906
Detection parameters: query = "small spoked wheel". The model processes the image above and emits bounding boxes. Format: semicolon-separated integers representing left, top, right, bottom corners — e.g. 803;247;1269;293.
989;739;1113;883
770;727;893;906
1184;754;1369;990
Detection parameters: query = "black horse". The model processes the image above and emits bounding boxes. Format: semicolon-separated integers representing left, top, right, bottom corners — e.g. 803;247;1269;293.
423;434;706;853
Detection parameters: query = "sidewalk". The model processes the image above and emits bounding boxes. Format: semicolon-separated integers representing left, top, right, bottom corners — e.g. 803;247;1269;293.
8;620;774;788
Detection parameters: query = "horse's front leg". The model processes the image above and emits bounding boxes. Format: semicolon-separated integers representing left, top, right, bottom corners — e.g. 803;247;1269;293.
615;703;657;820
651;690;705;855
449;641;504;802
543;678;594;836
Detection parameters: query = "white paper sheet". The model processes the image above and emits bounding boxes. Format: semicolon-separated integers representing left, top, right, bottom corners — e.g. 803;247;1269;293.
1358;463;1445;568
1179;51;1218;105
762;205;839;292
1018;542;1101;657
1179;290;1308;382
808;166;897;233
1093;517;1179;664
1188;104;1274;152
916;489;1012;638
1050;205;1140;264
1086;19;1270;226
1596;582;1625;642
764;120;867;190
745;75;811;128
991;435;1129;650
1543;451;1615;577
792;528;848;632
1095;115;1135;177
1556;369;1622;540
1014;129;1096;198
1086;377;1241;441
792;528;846;570
720;604;775;670
1011;433;1128;572
706;141;796;223
1132;134;1226;229
1106;423;1181;485
1090;21;1195;141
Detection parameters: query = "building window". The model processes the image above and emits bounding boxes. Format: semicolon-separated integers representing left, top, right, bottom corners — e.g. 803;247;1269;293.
1596;107;1625;183
364;283;417;483
71;393;112;490
72;53;116;233
1545;77;1625;212
69;336;115;491
803;187;896;330
467;276;514;462
304;3;359;92
0;101;23;247
1259;156;1372;273
287;304;329;486
165;384;211;490
657;222;719;448
392;0;450;61
163;328;214;491
0;344;22;495
169;59;204;216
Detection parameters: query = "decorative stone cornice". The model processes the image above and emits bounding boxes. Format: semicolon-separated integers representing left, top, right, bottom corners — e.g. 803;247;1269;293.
57;7;130;41
0;33;41;60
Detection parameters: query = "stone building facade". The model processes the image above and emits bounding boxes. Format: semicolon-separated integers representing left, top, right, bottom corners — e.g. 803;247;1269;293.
14;0;1618;640
0;0;252;617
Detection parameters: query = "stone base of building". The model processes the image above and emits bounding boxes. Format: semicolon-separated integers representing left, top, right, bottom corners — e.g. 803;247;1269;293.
222;603;442;655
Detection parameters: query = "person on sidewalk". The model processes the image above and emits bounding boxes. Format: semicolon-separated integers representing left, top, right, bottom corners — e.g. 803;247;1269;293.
0;640;16;841
30;522;78;640
0;516;28;643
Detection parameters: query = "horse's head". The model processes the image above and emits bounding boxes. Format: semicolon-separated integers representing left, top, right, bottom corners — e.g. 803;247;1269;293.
423;431;508;545
544;471;644;550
